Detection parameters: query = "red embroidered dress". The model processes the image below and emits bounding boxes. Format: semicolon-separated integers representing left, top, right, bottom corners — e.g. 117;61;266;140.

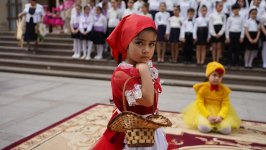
92;61;163;150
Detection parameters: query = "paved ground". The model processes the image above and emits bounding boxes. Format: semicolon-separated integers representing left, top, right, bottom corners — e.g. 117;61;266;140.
0;72;265;149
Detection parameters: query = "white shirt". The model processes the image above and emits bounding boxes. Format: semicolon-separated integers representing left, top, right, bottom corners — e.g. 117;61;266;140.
118;1;126;12
226;15;244;38
70;13;81;29
209;10;227;36
107;8;122;27
245;18;259;32
155;11;170;26
79;14;94;33
239;8;248;20
180;19;194;39
23;3;44;23
148;0;160;11
123;8;137;18
261;12;266;26
178;0;197;19
164;0;174;11
139;12;153;19
166;16;183;34
198;0;215;17
94;14;107;33
222;0;233;15
133;0;144;12
193;16;209;39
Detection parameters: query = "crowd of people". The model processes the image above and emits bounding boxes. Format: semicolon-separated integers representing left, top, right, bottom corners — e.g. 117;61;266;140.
18;0;266;69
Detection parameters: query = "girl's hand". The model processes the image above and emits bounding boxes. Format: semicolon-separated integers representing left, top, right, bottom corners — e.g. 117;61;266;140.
208;116;216;124
226;38;230;43
215;116;222;123
165;34;169;40
251;39;256;44
240;38;244;43
136;63;149;72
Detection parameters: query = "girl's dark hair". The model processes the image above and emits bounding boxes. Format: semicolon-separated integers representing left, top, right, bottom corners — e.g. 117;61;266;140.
215;1;222;6
249;8;257;15
84;5;90;10
76;4;82;9
236;0;246;8
96;6;103;12
117;53;122;64
174;5;180;11
187;8;195;13
143;2;149;9
232;3;240;10
201;5;207;9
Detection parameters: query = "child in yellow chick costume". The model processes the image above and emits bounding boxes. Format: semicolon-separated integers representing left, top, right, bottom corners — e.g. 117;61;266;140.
183;61;241;134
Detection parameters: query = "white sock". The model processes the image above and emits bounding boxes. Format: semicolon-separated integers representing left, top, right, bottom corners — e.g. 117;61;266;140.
262;42;266;67
96;44;103;58
73;39;78;55
244;50;250;67
77;40;81;56
82;40;87;56
87;41;93;57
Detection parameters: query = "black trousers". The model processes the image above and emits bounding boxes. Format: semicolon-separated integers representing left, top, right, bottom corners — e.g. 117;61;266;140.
229;32;241;65
183;32;193;62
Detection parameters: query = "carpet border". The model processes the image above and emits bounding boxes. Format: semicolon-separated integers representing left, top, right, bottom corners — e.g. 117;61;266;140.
2;103;111;150
3;103;266;149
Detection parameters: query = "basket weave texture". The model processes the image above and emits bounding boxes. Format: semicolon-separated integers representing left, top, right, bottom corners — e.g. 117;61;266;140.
107;76;172;147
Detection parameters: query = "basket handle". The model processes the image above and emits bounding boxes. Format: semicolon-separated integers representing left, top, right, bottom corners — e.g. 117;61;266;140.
122;76;155;113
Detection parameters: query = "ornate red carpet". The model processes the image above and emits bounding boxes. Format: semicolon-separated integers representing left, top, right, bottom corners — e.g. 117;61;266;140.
3;104;266;150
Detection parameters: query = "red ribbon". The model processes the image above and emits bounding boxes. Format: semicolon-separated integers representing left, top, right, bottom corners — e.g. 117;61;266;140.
210;85;219;91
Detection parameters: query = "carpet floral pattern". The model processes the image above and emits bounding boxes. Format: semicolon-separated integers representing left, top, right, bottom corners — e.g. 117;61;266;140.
4;104;266;150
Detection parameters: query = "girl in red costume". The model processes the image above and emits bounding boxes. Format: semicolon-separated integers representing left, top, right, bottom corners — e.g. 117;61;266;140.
92;14;168;150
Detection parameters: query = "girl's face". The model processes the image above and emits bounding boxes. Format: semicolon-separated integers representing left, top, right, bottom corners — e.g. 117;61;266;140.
126;30;157;65
173;8;180;16
127;0;134;8
76;6;81;13
216;2;223;12
96;7;101;15
141;5;148;13
187;11;194;19
208;71;223;85
159;3;166;12
201;7;208;16
84;7;90;14
111;0;118;8
254;0;261;6
250;10;257;19
237;0;244;7
232;8;240;15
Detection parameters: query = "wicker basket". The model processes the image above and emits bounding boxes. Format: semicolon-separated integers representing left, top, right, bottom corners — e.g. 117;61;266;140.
107;76;172;147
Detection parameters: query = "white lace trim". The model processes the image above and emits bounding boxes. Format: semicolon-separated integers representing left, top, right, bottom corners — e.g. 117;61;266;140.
120;61;160;106
125;84;142;106
119;60;159;80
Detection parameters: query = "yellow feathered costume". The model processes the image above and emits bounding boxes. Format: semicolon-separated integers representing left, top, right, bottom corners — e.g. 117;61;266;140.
183;62;241;131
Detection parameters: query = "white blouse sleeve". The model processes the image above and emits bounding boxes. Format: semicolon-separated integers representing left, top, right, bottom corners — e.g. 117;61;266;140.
209;14;216;36
218;14;226;36
225;17;231;39
193;19;198;39
180;21;186;40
